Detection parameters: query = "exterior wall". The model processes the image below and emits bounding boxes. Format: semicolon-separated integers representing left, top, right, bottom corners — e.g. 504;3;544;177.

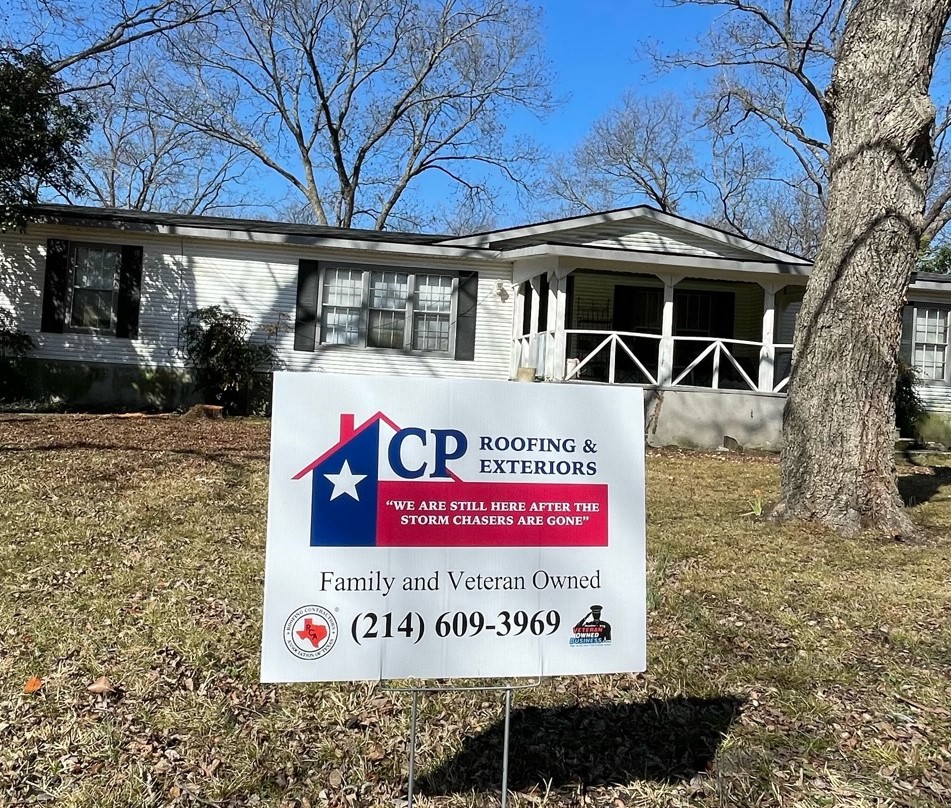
643;387;786;450
2;226;516;387
918;385;951;414
15;359;195;410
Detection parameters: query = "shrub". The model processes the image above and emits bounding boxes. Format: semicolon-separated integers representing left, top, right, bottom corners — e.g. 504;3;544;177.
180;306;277;415
895;360;925;440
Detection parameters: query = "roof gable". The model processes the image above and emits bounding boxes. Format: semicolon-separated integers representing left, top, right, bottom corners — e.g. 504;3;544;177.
436;206;811;265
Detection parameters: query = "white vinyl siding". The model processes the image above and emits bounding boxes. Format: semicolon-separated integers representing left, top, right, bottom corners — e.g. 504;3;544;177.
918;385;951;414
579;221;766;260
3;227;513;381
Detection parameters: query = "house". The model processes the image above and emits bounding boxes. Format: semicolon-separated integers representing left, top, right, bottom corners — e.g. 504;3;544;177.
2;203;949;448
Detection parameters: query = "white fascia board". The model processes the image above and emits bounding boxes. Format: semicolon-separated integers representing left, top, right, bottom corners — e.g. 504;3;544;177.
504;243;811;278
438;208;650;247
33;221;506;263
163;225;505;260
909;279;951;295
511;255;562;284
438;206;810;265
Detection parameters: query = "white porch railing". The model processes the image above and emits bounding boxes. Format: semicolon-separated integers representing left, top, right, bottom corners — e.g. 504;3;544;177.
511;330;555;377
513;330;794;393
670;336;760;391
563;329;661;385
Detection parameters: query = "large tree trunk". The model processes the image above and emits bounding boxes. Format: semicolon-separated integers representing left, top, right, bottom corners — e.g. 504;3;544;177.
780;0;951;536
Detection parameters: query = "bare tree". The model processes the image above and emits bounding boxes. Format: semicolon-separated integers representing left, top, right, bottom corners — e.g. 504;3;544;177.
779;0;951;536
654;0;951;241
546;89;820;257
74;65;253;214
547;93;701;214
2;0;228;76
145;0;553;230
702;125;823;258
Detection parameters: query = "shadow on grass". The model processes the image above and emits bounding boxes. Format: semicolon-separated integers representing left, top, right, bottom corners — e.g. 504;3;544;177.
898;465;951;506
418;696;744;795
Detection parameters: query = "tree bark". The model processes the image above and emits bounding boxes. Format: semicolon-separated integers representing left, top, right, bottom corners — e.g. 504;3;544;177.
780;0;951;536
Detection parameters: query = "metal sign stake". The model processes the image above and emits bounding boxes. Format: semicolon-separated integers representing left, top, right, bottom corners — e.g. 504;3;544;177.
384;678;541;808
407;690;419;806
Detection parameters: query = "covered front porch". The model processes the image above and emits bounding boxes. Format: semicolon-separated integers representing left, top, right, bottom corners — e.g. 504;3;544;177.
510;268;805;395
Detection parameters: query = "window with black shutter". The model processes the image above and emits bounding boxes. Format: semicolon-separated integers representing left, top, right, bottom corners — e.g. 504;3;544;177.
293;260;478;360
41;239;143;339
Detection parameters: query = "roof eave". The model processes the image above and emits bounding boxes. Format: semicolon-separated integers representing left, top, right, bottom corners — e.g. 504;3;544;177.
506;243;812;279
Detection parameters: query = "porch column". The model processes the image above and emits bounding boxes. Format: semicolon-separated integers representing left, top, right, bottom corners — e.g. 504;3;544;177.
528;275;542;371
657;276;681;387
510;281;526;378
550;274;569;380
758;283;781;392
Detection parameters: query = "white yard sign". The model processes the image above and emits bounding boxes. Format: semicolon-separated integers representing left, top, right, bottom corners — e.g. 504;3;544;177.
260;373;646;682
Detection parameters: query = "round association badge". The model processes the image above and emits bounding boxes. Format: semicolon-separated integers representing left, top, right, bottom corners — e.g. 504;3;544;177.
283;605;339;660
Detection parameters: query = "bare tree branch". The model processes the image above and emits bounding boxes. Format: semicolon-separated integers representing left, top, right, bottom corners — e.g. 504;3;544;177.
75;62;254;214
143;0;553;229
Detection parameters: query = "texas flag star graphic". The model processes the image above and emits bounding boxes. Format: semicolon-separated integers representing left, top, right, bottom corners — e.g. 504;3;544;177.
324;460;367;501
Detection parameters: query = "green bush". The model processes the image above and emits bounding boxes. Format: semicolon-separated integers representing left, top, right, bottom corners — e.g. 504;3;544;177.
181;306;278;415
895;360;926;440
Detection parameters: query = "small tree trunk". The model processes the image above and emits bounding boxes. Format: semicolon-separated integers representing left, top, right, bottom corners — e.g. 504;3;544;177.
780;0;951;536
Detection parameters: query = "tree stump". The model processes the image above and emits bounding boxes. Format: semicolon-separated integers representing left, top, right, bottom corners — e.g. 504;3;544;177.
182;404;224;420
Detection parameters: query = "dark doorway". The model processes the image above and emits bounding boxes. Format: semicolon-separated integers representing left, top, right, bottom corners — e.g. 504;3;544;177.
611;285;662;383
672;289;735;387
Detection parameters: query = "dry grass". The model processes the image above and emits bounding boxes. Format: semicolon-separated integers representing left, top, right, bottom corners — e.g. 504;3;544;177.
1;415;949;807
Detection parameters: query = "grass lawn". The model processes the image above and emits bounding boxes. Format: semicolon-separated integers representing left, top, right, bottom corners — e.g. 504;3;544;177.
1;415;949;807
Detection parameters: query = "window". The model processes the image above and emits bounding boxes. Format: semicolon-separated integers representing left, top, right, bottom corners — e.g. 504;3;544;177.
318;264;458;353
69;244;121;331
41;239;143;339
913;306;949;381
413;274;452;351
675;291;712;335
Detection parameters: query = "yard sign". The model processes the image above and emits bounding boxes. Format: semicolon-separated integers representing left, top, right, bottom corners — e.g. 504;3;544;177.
260;372;646;682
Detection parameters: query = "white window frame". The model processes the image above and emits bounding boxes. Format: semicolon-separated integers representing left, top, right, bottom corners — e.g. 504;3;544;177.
910;303;951;384
316;262;459;355
67;242;121;334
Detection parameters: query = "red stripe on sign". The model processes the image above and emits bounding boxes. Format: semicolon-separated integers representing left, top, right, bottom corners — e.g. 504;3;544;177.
376;481;608;546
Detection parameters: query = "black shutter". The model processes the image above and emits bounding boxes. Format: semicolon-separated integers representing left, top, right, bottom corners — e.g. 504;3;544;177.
520;281;531;336
41;239;70;333
116;245;143;339
564;275;575;329
454;272;478;361
900;304;915;363
295;260;321;351
537;273;550;331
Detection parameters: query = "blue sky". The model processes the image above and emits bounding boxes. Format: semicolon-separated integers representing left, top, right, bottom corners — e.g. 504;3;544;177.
535;2;717;151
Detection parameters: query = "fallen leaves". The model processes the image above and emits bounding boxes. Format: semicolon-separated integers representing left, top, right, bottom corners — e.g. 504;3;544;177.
23;676;43;694
88;676;113;695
